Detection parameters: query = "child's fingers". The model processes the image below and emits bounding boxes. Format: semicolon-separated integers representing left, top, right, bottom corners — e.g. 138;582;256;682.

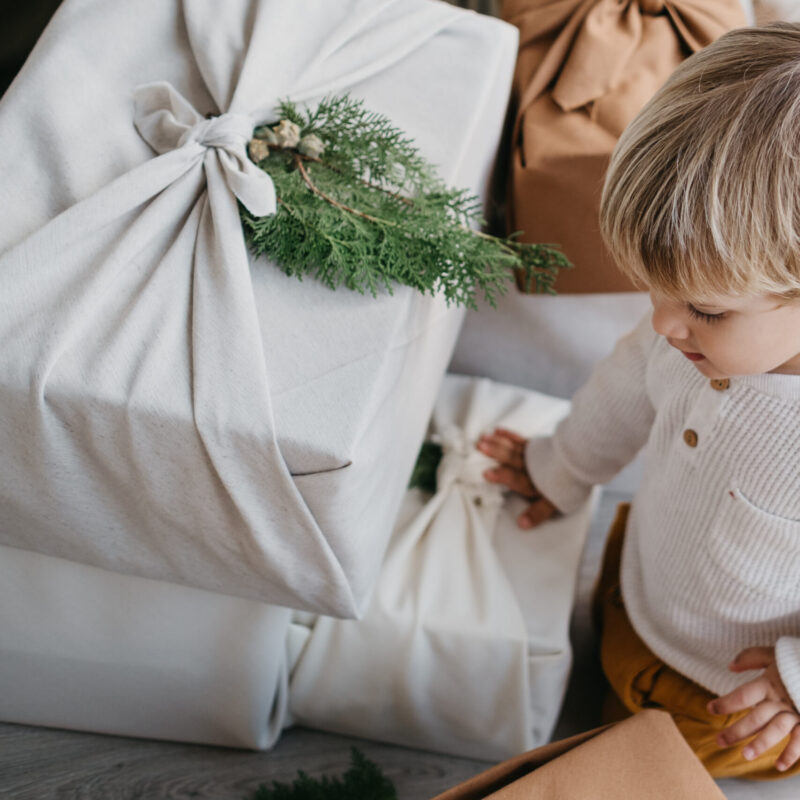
493;428;527;445
517;498;557;529
729;646;775;672
715;700;783;747
709;677;771;716
484;465;535;497
777;726;800;771
738;711;800;763
476;435;525;470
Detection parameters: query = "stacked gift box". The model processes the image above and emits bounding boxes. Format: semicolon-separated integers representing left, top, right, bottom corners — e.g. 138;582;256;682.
0;0;596;755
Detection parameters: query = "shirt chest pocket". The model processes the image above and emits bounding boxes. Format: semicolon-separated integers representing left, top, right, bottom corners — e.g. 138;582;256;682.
705;489;800;601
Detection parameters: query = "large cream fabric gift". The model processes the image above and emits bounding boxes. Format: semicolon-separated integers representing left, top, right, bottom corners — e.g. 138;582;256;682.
0;0;518;747
0;0;517;617
288;375;597;760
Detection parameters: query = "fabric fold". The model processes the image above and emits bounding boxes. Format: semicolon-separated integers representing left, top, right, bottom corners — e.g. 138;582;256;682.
506;0;744;122
134;82;275;215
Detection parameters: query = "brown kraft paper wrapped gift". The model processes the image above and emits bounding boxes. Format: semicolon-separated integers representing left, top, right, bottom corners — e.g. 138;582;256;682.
432;709;727;799
503;0;746;293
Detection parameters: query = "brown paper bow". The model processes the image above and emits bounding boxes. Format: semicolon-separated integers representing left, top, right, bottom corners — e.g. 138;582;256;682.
504;0;746;292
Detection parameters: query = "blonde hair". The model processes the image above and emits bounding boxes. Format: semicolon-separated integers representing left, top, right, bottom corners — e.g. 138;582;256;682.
600;22;800;302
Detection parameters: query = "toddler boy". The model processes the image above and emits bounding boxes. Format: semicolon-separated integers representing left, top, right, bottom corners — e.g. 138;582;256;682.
479;23;800;779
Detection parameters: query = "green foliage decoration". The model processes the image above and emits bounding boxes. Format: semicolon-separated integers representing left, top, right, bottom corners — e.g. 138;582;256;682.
408;440;443;493
241;95;571;309
246;748;397;800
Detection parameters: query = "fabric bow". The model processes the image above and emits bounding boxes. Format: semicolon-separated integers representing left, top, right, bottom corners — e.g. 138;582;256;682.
505;0;747;117
134;82;276;216
435;426;505;515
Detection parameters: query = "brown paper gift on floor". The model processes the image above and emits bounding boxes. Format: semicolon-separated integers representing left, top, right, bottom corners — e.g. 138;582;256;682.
432;709;726;799
503;0;746;293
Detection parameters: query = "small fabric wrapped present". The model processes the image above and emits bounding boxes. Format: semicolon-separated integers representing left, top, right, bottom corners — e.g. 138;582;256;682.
503;0;746;293
288;375;598;760
0;0;517;617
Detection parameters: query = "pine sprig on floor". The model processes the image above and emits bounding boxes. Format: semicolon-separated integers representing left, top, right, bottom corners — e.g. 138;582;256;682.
247;748;397;800
241;95;571;309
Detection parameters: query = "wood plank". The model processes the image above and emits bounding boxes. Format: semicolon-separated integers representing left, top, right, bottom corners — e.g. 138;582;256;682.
0;721;492;800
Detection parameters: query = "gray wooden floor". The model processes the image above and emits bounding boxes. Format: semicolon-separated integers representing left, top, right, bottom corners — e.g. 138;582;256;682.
0;720;493;800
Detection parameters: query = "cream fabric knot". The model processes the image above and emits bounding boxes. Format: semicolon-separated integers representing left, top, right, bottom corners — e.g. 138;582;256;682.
177;112;255;150
133;81;276;216
434;426;504;512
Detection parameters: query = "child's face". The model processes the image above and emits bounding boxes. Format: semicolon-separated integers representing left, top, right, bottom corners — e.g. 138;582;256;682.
650;291;800;378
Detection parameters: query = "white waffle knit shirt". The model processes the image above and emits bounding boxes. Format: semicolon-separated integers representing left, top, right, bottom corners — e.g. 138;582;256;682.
525;312;800;707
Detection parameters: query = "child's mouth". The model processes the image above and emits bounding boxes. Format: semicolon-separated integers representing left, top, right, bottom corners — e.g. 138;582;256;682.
681;351;705;362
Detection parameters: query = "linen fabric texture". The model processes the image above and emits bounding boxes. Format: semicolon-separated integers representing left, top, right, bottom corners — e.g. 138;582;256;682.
525;313;800;714
503;0;746;293
0;545;291;749
0;0;517;616
288;375;596;760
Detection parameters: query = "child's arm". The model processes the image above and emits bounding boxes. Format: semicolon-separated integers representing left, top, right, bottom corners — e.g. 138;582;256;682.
525;312;658;515
708;646;800;771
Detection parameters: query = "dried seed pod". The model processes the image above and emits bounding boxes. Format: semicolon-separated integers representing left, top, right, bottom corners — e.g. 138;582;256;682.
248;138;271;163
273;119;301;149
297;133;326;159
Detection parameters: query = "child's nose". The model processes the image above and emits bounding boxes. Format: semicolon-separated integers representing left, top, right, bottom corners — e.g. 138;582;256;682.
651;298;690;340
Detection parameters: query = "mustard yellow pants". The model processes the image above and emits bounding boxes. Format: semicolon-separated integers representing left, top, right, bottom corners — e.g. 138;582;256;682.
595;503;800;780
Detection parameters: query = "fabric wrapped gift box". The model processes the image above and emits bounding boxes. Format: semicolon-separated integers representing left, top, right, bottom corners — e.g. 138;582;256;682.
0;0;518;747
0;0;517;616
433;709;727;800
288;375;599;760
502;0;746;294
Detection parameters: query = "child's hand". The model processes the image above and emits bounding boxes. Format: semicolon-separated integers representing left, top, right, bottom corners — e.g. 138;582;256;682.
476;427;557;529
708;646;800;771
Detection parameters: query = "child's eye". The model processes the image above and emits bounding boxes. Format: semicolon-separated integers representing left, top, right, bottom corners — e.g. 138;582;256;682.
687;304;726;324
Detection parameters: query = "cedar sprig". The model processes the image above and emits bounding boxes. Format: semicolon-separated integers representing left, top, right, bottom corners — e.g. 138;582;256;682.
241;95;570;309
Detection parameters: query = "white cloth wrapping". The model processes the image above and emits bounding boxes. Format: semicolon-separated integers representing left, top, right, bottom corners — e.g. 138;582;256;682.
0;546;290;749
288;375;597;760
0;0;518;615
0;1;519;748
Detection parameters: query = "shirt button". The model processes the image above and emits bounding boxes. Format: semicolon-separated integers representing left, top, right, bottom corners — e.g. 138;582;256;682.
710;378;730;391
683;429;698;447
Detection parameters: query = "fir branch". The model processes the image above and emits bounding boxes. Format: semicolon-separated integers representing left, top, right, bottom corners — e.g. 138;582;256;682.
241;95;571;308
247;748;397;800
